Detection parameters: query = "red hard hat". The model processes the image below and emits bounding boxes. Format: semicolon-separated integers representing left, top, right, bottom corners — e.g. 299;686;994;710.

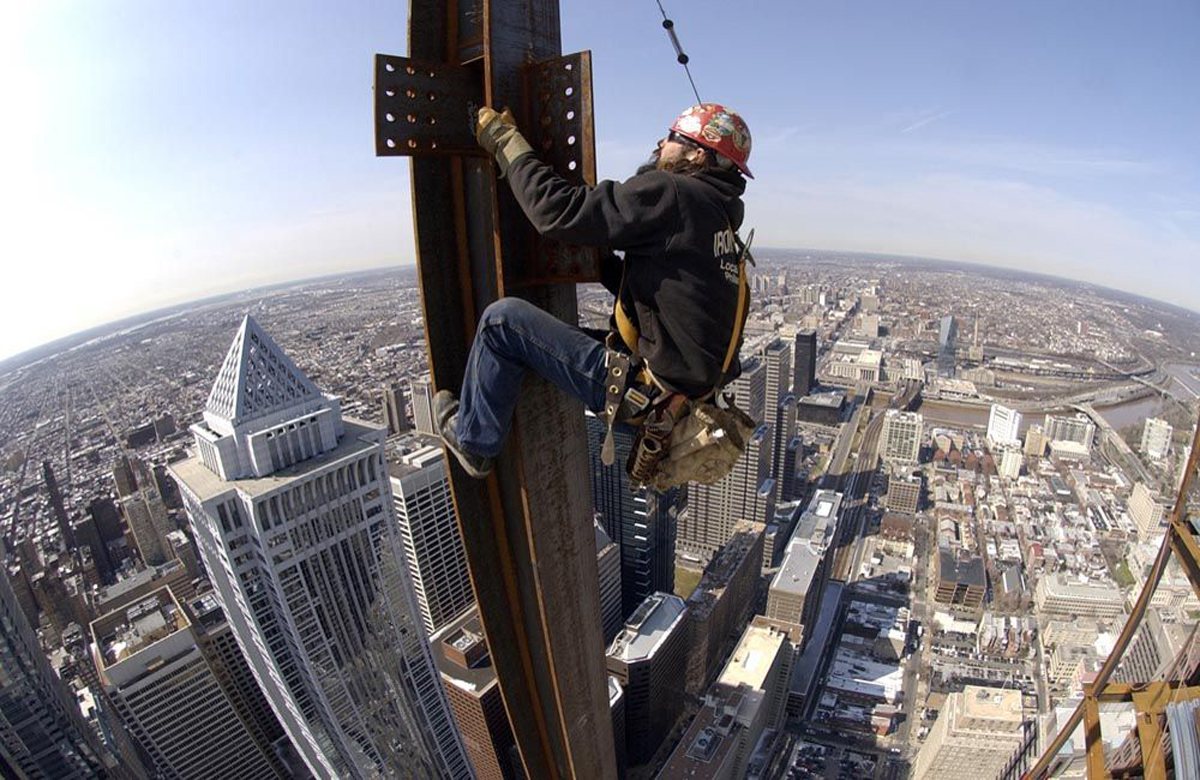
669;103;753;178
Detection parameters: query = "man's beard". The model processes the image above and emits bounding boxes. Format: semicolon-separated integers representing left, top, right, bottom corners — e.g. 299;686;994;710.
637;147;696;175
636;148;662;175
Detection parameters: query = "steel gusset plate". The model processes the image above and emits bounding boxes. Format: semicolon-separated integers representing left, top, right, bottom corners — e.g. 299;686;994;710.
519;51;600;285
373;54;483;157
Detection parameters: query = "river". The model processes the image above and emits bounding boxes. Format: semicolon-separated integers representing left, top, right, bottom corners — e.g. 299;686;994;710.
888;363;1200;433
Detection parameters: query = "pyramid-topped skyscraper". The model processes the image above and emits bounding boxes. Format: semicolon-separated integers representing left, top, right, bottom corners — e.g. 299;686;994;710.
171;315;470;779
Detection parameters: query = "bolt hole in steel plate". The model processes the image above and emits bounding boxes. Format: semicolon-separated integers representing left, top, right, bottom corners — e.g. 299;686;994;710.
521;51;599;284
373;54;482;156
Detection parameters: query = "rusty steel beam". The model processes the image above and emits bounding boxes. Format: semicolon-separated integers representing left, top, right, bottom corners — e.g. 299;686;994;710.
1081;684;1108;780
1025;413;1200;780
379;1;616;778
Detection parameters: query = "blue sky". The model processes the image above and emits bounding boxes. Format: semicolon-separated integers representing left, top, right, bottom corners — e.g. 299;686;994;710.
2;1;1197;361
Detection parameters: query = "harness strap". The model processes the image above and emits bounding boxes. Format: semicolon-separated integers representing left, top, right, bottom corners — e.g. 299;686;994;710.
600;347;631;466
713;223;753;395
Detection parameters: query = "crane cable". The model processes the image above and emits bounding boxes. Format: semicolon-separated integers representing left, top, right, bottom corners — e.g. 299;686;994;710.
655;1;702;105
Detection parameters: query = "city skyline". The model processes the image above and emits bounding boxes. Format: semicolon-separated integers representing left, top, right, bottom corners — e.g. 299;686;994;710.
1;249;1197;778
3;0;1199;362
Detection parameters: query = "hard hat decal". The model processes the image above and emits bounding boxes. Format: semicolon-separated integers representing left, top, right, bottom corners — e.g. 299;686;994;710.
669;103;753;177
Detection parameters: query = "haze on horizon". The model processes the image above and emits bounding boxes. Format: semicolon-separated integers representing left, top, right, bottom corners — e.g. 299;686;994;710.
2;0;1197;364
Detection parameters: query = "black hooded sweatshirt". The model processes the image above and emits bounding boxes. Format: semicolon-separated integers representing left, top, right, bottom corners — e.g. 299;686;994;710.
505;151;747;398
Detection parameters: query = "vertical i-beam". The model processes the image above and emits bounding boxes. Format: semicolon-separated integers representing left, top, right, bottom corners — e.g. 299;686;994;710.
374;2;615;779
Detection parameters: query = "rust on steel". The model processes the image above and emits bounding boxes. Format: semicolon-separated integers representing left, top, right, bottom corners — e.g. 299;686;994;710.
377;1;616;778
1025;412;1200;779
1078;680;1200;779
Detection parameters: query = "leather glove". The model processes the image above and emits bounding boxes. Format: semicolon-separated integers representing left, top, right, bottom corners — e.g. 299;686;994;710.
476;107;533;177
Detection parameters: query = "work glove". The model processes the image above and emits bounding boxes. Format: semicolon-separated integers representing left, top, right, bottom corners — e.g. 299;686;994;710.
476;107;534;177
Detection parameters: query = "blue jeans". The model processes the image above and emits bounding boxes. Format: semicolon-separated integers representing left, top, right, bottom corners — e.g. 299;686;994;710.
457;297;608;457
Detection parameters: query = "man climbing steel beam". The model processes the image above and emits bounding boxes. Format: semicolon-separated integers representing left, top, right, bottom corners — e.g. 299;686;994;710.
436;103;756;485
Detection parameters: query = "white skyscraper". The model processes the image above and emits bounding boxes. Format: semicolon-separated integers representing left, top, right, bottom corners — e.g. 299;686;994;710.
389;442;474;635
170;315;469;779
411;375;438;437
1043;412;1097;451
1141;417;1173;461
881;409;922;465
986;403;1022;448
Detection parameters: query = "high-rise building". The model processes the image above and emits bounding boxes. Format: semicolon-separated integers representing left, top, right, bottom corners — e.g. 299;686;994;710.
772;396;797;503
1115;609;1192;683
187;590;290;775
595;521;623;644
606;593;689;768
997;447;1023;480
382;383;411;436
166;529;203;582
732;357;767;427
73;512;117;584
1023;424;1048;457
763;340;794;494
91;587;283;779
986;403;1022;448
430;609;520;780
885;469;921;515
1141;417;1173;461
94;558;196;617
1129;481;1168;541
585;412;676;617
659;623;791;779
0;557;121;779
684;521;764;695
767;537;824;634
170;315;469;779
763;339;790;430
680;423;772;562
42;460;77;549
937;315;958;378
411;375;438;436
1043;413;1096;451
120;495;171;567
609;676;627;777
880;410;922;465
912;686;1027;780
793;331;817;397
112;456;139;498
780;435;803;505
389;443;473;635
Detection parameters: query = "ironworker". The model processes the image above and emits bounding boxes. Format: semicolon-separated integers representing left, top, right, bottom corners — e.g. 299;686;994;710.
436;103;753;478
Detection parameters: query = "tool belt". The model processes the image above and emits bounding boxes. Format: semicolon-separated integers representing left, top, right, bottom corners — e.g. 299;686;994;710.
599;341;756;491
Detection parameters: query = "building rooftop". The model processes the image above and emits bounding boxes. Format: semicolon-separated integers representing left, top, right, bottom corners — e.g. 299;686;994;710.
771;540;821;597
960;685;1024;722
938;549;986;588
718;625;787;691
1040;573;1123;602
659;698;740;777
607;592;686;663
386;440;444;480
430;608;497;695
798;391;845;408
171;418;381;500
93;588;188;669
